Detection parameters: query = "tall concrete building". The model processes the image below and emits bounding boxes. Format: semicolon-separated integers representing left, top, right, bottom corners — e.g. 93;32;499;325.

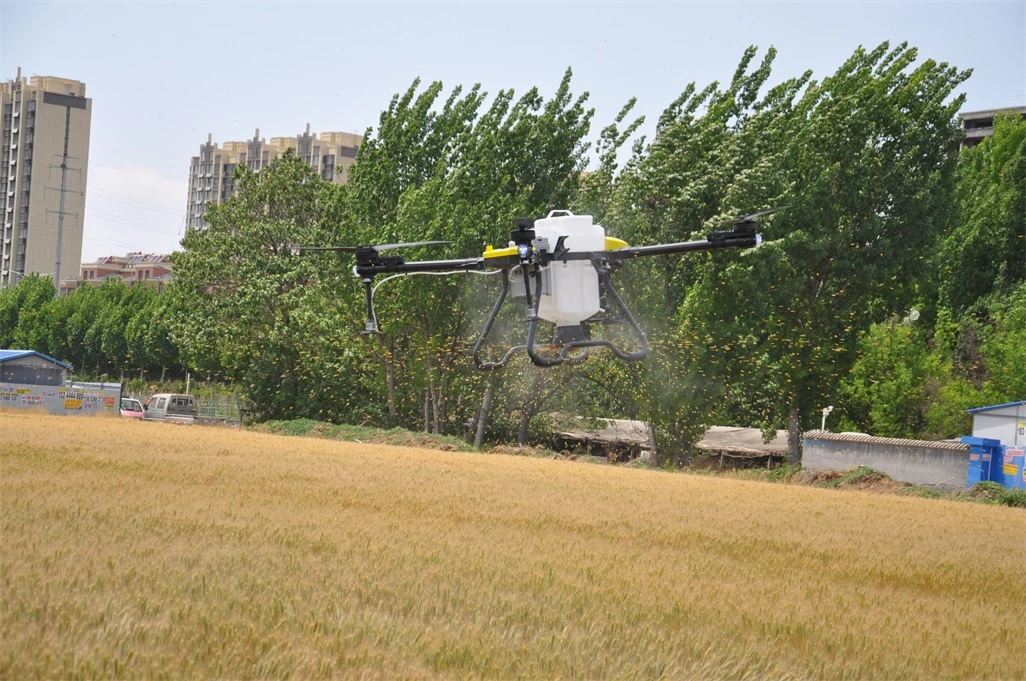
187;125;361;231
959;105;1026;149
1;69;91;289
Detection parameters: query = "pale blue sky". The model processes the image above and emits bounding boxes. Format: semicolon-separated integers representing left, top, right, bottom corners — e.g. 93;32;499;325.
2;1;1023;260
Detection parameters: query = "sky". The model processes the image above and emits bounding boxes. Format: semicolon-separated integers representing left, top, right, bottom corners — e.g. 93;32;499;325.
2;0;1024;262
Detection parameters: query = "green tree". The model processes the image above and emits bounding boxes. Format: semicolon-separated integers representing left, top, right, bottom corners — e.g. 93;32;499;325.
98;281;153;380
939;111;1026;317
64;284;106;375
125;291;184;381
324;70;596;437
587;46;808;461
838;319;947;437
677;43;970;461
0;274;56;351
169;149;338;420
80;278;131;377
978;282;1026;402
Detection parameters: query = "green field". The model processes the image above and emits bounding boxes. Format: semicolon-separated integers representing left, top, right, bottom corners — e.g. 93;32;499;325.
2;410;1024;680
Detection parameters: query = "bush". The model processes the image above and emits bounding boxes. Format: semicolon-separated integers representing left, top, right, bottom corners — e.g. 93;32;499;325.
999;489;1026;508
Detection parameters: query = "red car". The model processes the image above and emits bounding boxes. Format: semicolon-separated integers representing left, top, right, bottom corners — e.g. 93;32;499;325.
119;397;145;419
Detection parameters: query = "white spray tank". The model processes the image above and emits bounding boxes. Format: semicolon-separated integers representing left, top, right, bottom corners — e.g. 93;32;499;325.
533;210;605;329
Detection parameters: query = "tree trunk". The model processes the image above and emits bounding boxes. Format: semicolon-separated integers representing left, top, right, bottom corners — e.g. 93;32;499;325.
474;381;494;448
423;389;431;432
160;365;167;382
429;376;441;434
424;350;441;435
646;421;664;465
385;353;397;426
788;405;802;465
517;411;531;446
517;372;547;446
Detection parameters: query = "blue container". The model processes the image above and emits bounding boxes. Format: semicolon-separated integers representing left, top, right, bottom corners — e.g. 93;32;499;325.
997;445;1025;490
962;436;1002;486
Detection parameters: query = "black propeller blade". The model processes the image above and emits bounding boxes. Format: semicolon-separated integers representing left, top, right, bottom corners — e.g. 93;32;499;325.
374;240;451;252
296;240;450;255
725;206;789;226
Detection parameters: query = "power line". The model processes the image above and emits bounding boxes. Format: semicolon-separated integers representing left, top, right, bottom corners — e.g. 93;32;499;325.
85;205;182;235
90;188;185;217
82;231;144;251
89;185;186;213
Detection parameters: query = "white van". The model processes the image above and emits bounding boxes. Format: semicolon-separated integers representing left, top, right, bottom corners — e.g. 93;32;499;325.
144;393;198;423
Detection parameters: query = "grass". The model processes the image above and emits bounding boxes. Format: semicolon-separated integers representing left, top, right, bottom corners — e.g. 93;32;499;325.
2;409;1025;680
714;460;1026;508
255;418;478;452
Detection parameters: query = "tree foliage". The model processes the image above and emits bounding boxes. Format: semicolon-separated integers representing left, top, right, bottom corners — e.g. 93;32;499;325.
939;112;1026;316
315;69;596;435
169;149;379;422
671;43;969;460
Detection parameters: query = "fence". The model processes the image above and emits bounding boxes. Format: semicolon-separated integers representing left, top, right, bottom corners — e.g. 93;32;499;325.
122;385;248;426
803;430;969;490
0;380;122;416
197;391;246;425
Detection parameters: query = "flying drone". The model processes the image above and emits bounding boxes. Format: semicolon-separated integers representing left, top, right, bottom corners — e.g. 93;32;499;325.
301;208;782;369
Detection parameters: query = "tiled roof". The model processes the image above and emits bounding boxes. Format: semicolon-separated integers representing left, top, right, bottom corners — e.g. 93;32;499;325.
803;430;968;451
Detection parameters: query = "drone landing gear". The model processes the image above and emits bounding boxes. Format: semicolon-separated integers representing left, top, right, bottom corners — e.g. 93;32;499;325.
472;273;527;370
525;272;649;367
473;268;649;369
361;278;379;335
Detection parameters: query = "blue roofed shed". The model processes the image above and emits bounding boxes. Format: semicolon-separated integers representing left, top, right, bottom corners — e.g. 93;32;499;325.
966;401;1026;448
0;350;73;386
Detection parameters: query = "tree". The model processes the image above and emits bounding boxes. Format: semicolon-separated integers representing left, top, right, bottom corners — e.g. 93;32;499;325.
325;69;596;437
838;319;946;437
124;287;184;381
939;111;1026;317
0;274;56;351
676;43;970;462
169;149;342;420
590;46;810;461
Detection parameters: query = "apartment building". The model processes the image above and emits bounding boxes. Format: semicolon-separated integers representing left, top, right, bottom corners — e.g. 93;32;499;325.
1;68;91;289
959;105;1026;149
187;125;361;231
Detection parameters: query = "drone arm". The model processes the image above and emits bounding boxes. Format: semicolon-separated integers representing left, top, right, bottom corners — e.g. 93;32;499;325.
355;256;487;278
353;256;489;335
609;232;759;260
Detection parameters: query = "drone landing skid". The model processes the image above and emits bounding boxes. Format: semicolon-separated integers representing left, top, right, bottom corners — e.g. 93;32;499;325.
473;269;649;369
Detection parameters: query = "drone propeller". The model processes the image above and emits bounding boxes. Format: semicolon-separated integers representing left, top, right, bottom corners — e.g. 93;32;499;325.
725;206;789;226
297;240;450;254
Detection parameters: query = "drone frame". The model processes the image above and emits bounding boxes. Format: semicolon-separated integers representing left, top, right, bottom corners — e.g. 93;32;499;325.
302;209;780;369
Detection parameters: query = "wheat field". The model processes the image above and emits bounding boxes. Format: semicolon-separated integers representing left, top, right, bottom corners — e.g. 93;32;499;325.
1;409;1024;680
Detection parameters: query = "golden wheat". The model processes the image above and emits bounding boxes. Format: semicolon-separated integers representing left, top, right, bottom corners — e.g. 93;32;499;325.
1;409;1023;680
